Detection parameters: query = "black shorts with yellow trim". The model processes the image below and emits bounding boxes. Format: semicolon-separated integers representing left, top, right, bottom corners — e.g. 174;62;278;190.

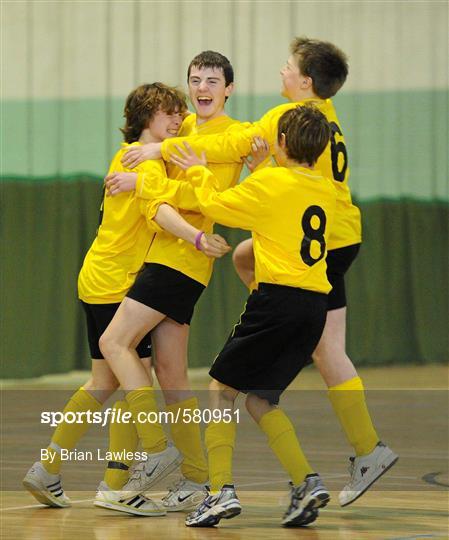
81;301;152;359
209;283;328;405
326;243;361;310
126;263;205;325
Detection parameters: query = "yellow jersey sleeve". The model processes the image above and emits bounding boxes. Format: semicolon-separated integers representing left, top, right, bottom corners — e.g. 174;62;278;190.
160;104;291;163
138;199;164;233
135;164;215;214
135;160;169;199
192;168;266;231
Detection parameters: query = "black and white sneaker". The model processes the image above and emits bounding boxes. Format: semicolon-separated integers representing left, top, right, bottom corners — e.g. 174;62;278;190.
339;442;398;506
282;474;330;527
94;481;166;516
185;484;241;527
161;476;208;512
23;462;70;508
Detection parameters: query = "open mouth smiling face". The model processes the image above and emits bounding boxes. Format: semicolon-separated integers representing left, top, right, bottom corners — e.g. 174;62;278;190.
188;66;233;122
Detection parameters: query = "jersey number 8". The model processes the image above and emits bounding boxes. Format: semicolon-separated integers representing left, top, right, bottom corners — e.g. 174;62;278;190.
300;205;327;266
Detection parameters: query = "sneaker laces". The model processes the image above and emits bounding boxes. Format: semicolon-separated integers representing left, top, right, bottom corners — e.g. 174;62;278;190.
162;478;185;502
128;460;147;480
285;481;304;512
187;494;213;519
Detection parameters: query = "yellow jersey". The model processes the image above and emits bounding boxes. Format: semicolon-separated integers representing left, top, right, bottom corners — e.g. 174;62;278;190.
138;113;245;286
185;164;337;293
78;143;164;303
161;98;360;251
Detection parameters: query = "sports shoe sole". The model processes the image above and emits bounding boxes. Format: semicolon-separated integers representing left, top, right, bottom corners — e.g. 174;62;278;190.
186;501;242;527
94;498;166;517
23;478;70;508
283;508;319;528
340;455;399;507
282;491;330;527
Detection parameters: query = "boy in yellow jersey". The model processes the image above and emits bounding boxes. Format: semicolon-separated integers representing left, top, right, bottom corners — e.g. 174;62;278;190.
96;52;247;513
22;83;228;516
160;105;335;527
121;37;398;508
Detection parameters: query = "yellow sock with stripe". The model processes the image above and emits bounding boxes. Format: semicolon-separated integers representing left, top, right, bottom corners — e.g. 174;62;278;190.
258;408;313;486
42;387;102;474
328;376;379;456
166;397;208;484
205;421;236;493
104;400;139;490
125;386;167;453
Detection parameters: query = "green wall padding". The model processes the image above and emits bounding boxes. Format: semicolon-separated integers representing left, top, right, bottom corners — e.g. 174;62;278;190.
1;180;447;378
2;90;448;201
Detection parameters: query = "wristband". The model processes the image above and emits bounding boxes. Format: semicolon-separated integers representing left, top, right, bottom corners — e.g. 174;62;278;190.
195;231;205;251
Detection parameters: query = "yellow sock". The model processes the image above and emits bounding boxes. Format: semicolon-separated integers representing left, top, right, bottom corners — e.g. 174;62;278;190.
126;386;167;453
205;421;236;492
104;400;139;490
328;376;379;456
248;279;257;292
166;397;208;484
259;408;313;486
43;387;102;474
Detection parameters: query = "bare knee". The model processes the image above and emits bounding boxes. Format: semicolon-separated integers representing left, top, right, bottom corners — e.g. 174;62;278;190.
99;331;121;360
208;379;237;408
245;393;274;422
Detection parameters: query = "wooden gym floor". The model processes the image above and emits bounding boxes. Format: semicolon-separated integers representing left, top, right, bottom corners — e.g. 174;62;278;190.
1;364;448;539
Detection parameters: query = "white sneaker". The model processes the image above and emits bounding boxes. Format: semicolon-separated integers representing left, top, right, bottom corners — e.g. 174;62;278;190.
94;481;166;516
339;442;399;506
23;462;70;508
161;476;209;512
282;474;330;527
122;443;182;496
185;484;242;527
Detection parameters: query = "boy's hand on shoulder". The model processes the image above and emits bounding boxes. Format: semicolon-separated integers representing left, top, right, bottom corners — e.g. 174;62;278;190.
169;142;207;170
105;172;137;196
121;143;161;168
243;137;270;172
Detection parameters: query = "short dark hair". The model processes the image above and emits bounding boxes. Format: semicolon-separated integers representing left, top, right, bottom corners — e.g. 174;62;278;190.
121;82;187;143
187;50;234;87
290;37;348;99
277;105;331;166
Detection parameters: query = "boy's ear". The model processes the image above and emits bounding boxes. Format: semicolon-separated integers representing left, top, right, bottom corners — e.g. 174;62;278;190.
225;82;235;98
301;76;313;91
279;132;287;149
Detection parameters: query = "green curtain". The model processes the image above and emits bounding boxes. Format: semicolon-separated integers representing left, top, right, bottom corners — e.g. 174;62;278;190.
1;179;447;378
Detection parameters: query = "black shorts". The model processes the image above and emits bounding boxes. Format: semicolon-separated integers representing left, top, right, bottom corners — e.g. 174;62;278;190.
126;263;205;325
209;283;328;405
326;243;361;310
81;301;152;359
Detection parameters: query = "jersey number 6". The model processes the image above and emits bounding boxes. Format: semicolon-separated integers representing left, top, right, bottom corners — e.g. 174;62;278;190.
300;205;327;266
329;121;348;182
